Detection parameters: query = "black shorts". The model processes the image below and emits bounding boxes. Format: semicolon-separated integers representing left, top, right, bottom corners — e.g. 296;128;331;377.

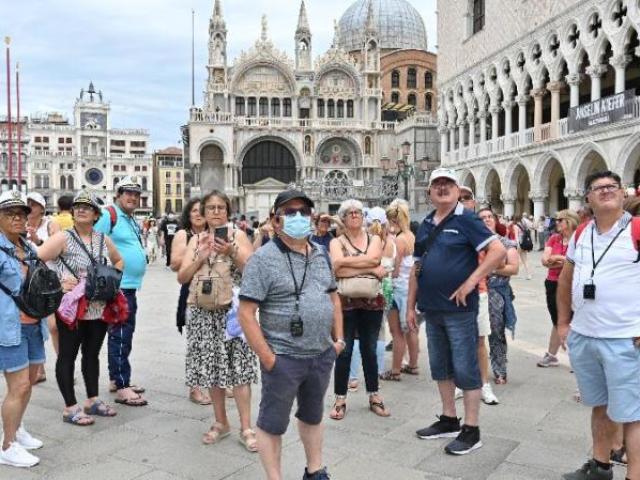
544;279;558;326
257;347;336;435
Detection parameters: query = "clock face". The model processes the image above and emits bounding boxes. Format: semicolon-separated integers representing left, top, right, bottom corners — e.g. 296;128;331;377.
85;168;104;185
80;112;106;130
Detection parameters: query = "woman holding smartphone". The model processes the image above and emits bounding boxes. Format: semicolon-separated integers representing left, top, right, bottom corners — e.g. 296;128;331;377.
177;190;258;452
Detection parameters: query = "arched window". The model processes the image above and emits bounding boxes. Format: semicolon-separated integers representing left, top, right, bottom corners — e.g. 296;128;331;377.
328;99;335;118
337;100;344;118
317;99;325;117
247;97;257;117
67;175;74;190
473;0;485;34
425;71;433;89
235;97;245;116
141;176;148;191
259;97;269;117
391;70;400;89
364;136;372;155
242;140;296;185
347;100;354;118
391;92;400;103
407;68;417;89
408;93;417;106
283;98;292;117
271;98;280;117
60;175;66;190
425;93;433;112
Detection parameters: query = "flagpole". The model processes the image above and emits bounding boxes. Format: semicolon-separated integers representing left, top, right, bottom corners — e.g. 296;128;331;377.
16;62;22;186
191;9;195;106
5;37;12;183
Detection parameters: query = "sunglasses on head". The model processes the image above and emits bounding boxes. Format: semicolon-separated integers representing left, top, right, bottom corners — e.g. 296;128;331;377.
281;206;312;217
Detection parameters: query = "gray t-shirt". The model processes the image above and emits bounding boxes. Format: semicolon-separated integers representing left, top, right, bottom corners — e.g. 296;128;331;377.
240;237;337;358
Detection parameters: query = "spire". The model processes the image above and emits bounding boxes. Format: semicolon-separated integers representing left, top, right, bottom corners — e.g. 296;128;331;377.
296;0;310;35
213;0;222;17
261;14;269;42
365;0;376;36
332;19;340;48
210;0;226;33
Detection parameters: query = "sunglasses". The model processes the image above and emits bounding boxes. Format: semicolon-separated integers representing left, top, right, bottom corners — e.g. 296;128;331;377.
281;206;312;217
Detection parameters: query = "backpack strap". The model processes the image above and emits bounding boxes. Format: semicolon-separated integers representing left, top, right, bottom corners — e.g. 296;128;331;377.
107;206;118;234
68;229;98;266
574;221;589;245
631;217;640;252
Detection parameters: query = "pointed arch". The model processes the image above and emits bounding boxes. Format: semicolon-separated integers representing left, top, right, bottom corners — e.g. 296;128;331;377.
571;141;609;192
503;157;533;198
615;133;640;186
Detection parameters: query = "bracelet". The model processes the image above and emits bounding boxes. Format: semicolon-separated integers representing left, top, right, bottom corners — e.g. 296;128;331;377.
336;339;346;348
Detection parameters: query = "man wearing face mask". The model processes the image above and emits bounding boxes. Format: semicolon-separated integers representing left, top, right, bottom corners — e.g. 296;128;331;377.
238;190;344;480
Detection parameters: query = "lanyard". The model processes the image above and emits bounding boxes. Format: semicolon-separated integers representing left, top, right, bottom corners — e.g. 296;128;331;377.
589;223;625;279
284;247;309;312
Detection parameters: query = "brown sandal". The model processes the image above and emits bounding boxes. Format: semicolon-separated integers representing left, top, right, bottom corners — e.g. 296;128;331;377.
400;364;419;375
380;370;401;381
329;402;346;420
202;422;231;445
369;398;391;417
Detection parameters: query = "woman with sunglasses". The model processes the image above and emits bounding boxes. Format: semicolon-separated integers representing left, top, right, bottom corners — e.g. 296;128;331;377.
170;198;211;406
38;190;124;424
178;190;257;451
329;199;390;420
0;192;45;468
536;209;580;368
477;208;519;385
310;214;333;250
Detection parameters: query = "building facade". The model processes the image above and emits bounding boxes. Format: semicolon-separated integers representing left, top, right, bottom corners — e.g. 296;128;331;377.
153;147;185;216
186;0;440;219
437;0;640;218
1;83;153;215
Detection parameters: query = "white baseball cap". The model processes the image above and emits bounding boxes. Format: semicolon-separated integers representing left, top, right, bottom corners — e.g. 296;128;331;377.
429;168;459;187
27;192;46;209
365;206;387;225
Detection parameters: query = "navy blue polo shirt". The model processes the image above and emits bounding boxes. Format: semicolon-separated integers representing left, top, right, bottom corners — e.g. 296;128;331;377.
414;203;496;313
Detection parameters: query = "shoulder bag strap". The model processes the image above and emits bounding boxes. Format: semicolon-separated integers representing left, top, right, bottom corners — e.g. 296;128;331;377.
419;209;457;262
69;229;97;266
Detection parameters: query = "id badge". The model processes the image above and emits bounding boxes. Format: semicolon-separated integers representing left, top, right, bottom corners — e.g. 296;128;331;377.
290;314;304;337
583;281;596;300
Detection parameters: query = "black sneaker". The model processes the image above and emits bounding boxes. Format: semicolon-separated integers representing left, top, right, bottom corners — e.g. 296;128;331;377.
303;467;331;479
610;447;627;466
416;415;461;439
444;425;482;455
562;460;613;480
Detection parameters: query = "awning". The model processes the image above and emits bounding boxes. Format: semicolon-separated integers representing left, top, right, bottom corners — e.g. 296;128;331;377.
382;102;416;113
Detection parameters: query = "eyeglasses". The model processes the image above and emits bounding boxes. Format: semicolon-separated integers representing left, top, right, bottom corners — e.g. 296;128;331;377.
205;205;227;212
1;210;27;220
319;218;331;224
280;206;312;217
73;204;94;212
589;184;621;194
345;210;363;217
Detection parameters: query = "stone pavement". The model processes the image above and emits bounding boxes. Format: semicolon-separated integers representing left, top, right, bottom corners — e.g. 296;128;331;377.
0;251;629;480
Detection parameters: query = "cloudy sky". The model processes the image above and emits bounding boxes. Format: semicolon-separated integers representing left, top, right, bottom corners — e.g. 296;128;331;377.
5;0;437;149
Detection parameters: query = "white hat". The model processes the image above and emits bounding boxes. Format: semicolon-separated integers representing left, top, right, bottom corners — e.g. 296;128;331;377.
116;176;142;193
26;192;46;209
0;190;31;214
365;206;387;225
429;168;459;187
459;185;475;198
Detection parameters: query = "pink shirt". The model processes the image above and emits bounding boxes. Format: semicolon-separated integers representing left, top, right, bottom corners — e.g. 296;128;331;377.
545;233;569;282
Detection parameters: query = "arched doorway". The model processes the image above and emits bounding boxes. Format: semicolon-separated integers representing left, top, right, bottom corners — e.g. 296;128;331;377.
576;149;607;194
242;140;296;185
512;165;531;215
547;159;567;214
460;170;477;193
486;170;503;214
200;144;225;192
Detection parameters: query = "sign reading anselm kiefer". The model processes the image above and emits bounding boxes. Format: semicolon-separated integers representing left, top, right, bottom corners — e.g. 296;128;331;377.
568;89;635;133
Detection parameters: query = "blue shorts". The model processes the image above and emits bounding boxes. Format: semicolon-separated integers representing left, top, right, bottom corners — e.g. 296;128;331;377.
423;310;481;390
0;323;46;373
568;331;640;423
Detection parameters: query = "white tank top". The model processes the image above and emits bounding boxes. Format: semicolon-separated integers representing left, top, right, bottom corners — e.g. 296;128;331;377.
381;240;396;274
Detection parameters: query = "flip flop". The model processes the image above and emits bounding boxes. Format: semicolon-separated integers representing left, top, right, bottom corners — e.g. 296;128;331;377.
84;400;117;417
114;395;148;407
109;383;146;394
63;408;95;426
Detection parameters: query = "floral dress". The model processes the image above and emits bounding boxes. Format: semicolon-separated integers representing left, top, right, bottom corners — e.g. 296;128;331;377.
185;252;258;389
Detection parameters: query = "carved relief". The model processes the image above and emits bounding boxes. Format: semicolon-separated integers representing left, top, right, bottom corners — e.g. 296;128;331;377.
235;66;292;95
317;69;356;96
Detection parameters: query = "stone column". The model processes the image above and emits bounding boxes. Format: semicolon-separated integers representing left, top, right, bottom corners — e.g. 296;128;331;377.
439;126;449;159
244;98;248;116
458;118;466;148
531;195;547;220
478;110;488;144
517;95;529;143
489;105;501;141
502;196;516;220
502;100;514;145
586;64;607;101
565;73;582;108
547;81;565;138
566;189;584;212
468;113;476;147
531;88;546;141
449;122;456;151
611;54;631;94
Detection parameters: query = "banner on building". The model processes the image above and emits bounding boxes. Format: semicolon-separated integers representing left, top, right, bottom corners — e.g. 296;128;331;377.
568;90;635;133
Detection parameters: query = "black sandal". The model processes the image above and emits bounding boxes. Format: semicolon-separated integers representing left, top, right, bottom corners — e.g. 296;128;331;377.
380;370;401;381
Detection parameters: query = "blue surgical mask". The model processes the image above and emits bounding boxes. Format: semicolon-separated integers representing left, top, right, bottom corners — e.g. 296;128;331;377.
282;212;312;239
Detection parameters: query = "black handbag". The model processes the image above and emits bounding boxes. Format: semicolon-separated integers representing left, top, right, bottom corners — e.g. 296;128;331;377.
69;230;122;302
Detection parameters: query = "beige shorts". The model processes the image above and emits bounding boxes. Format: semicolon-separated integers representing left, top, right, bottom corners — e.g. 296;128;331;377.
477;292;490;337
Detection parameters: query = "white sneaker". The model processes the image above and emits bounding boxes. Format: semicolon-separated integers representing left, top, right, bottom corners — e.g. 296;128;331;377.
16;425;43;450
454;387;464;400
0;442;39;468
481;383;499;405
537;352;559;368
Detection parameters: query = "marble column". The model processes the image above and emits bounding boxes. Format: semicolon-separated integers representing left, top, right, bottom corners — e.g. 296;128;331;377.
489;105;501;141
439;126;449;158
531;195;547;220
547;81;565;138
502;196;516;220
458;118;466;148
517;95;529;143
502;100;514;145
586;64;608;101
478;110;488;144
468;113;476;147
531;88;546;141
565;73;582;108
449;122;456;151
611;54;632;94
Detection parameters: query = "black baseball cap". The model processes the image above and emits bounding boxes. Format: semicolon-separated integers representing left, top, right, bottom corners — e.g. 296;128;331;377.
273;189;314;211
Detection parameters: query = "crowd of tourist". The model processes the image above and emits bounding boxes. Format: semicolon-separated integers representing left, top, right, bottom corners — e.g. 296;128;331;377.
1;168;639;480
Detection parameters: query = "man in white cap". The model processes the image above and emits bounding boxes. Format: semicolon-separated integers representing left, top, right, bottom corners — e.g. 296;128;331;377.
94;176;148;406
407;168;505;455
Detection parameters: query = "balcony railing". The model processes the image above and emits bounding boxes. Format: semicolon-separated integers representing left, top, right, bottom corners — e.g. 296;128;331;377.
445;95;640;164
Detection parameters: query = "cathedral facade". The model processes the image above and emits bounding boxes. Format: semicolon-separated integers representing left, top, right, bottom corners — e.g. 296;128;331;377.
186;0;439;219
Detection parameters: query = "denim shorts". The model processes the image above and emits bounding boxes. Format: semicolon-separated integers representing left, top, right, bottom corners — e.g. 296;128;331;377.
423;310;481;390
568;331;640;423
257;347;336;435
0;323;46;373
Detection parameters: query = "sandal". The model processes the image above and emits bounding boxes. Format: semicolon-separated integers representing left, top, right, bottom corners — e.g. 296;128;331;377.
329;401;347;421
380;370;402;381
239;428;258;452
63;407;95;426
36;373;47;384
202;422;231;445
84;400;117;417
114;394;148;407
109;382;146;394
189;388;212;406
348;380;359;393
369;398;391;417
494;375;507;385
400;364;419;375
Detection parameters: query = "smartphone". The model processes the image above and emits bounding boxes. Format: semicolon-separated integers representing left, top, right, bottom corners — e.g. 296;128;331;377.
214;226;229;239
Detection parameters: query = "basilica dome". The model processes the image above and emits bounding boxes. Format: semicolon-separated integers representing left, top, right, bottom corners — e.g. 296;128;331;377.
338;0;428;53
